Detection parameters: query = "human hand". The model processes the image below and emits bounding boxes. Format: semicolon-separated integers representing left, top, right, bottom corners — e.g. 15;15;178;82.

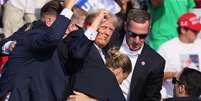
164;72;177;80
89;9;109;31
8;41;16;53
2;41;17;55
64;23;79;37
66;91;98;101
63;0;78;9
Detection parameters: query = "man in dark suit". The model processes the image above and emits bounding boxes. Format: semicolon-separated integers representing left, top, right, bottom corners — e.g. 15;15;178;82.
104;9;165;101
164;68;201;101
0;0;76;100
63;10;126;101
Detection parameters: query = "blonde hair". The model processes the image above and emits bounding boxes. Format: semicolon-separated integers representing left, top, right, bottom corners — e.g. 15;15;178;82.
106;47;132;74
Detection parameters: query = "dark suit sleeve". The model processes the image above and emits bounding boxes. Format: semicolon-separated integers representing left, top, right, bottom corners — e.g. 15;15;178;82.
60;29;94;61
58;30;94;74
144;57;165;101
62;30;126;100
107;74;127;101
0;23;32;56
29;15;70;51
0;38;13;56
67;30;94;60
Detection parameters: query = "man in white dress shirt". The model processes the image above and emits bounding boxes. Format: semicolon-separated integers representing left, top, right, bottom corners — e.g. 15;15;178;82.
104;8;165;101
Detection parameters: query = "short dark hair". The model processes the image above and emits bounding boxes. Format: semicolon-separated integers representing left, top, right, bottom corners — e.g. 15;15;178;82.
40;0;63;17
179;68;201;97
127;9;151;24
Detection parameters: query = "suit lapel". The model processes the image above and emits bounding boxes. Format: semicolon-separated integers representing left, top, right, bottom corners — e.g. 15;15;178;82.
89;45;105;66
129;44;150;98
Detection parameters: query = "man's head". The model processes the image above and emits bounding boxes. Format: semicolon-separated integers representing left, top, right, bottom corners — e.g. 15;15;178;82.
195;0;201;8
84;10;119;48
124;9;151;51
95;14;119;48
172;68;201;97
177;12;201;43
40;0;63;27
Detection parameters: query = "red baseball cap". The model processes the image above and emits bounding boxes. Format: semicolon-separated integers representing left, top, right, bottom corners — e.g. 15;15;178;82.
178;12;201;31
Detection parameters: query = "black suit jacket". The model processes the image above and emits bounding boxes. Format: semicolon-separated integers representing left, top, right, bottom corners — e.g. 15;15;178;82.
104;28;165;101
60;29;126;101
164;97;201;101
0;15;70;101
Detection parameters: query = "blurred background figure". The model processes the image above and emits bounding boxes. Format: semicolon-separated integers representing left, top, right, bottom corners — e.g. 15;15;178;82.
0;0;6;40
130;0;147;10
3;0;50;38
147;0;195;50
191;0;201;39
115;0;132;23
164;68;201;101
158;12;201;99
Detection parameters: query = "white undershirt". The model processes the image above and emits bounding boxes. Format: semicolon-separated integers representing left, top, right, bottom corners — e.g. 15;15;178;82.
119;36;143;100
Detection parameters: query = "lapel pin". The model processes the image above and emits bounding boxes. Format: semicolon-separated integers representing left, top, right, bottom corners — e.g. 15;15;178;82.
141;61;146;66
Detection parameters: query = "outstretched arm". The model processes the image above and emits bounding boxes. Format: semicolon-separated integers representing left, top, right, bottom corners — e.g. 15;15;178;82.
68;10;109;59
29;0;77;51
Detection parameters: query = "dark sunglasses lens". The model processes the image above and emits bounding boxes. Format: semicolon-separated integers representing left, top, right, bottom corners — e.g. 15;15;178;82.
128;31;147;39
139;34;147;39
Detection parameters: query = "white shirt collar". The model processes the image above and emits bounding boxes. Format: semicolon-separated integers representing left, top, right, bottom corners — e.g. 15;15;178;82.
94;43;106;63
120;36;143;57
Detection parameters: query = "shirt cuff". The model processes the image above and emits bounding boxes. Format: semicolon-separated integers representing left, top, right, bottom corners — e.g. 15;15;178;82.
84;28;98;40
60;8;73;19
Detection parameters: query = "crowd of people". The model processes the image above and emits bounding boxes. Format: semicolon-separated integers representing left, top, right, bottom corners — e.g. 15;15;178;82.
0;0;201;101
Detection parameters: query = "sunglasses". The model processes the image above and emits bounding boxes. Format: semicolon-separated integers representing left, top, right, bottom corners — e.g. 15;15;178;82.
127;31;147;39
172;77;183;85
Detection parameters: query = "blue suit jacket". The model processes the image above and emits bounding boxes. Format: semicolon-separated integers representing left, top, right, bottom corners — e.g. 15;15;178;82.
0;15;70;101
104;28;165;101
59;29;126;101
